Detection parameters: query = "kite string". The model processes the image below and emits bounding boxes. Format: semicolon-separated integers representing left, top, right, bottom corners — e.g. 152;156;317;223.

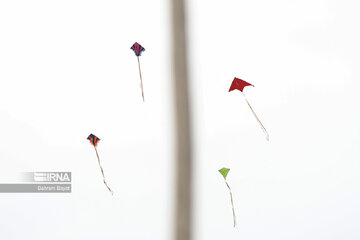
225;180;237;228
242;92;269;141
94;147;114;195
137;56;145;102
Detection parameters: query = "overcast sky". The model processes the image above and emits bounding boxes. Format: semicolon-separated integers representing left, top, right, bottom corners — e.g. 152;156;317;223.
0;0;360;239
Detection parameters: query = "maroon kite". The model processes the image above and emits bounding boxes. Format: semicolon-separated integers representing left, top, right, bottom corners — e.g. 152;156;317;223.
229;77;269;141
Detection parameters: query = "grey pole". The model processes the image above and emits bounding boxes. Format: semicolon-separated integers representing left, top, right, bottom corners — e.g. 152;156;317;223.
171;0;192;240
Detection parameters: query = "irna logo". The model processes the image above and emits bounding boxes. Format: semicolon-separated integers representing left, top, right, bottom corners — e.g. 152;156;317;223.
33;172;71;182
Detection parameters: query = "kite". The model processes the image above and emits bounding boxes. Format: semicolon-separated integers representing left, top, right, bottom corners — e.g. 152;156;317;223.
87;134;114;195
131;42;146;101
229;77;269;141
219;168;236;227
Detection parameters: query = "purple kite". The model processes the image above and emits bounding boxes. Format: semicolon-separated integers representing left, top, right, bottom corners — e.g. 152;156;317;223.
87;134;114;195
131;42;146;101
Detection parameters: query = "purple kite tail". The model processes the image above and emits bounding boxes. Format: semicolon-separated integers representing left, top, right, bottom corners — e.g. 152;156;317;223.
137;56;145;102
94;147;114;195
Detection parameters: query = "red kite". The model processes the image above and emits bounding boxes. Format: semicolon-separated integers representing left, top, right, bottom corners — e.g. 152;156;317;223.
87;134;114;195
131;42;146;101
229;77;269;141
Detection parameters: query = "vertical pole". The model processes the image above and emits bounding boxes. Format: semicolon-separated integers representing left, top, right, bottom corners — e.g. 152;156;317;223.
171;0;192;240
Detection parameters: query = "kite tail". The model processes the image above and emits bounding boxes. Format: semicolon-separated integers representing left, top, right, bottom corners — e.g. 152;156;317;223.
242;92;269;141
137;56;145;102
225;181;237;228
94;147;114;195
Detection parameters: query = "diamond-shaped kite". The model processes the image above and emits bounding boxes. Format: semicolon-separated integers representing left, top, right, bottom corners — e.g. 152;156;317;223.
131;42;146;101
229;77;269;141
219;167;236;227
87;134;114;195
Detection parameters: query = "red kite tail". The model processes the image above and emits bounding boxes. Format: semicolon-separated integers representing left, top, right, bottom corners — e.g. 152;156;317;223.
225;181;237;228
242;92;269;141
137;56;145;102
94;147;114;195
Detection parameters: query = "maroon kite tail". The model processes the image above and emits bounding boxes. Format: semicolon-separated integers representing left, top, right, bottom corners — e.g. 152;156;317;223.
242;92;269;141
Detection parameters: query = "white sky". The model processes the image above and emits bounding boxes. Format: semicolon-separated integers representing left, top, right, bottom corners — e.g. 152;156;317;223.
1;0;360;239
